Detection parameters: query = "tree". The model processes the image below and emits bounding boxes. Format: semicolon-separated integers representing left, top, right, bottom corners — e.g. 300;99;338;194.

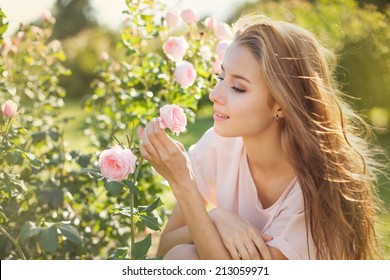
52;0;97;39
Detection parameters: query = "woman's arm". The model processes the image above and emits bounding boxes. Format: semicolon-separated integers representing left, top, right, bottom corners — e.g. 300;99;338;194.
156;204;192;257
209;208;287;260
140;119;232;259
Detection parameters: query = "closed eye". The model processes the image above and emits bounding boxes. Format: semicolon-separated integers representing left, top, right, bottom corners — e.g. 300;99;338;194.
232;86;246;93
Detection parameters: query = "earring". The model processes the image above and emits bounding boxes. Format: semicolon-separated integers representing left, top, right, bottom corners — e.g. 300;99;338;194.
275;113;279;122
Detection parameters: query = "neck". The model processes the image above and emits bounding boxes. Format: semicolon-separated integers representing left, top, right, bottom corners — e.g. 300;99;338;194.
242;128;294;180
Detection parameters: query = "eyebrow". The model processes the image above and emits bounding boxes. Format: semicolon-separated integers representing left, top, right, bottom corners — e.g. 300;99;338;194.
221;64;251;84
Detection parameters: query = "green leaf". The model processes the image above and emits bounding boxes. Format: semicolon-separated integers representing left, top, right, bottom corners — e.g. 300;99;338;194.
8;180;28;193
77;154;91;168
131;234;151;260
59;224;83;245
31;131;46;144
48;130;60;141
139;215;160;231
142;197;162;213
19;222;43;245
105;181;125;196
123;179;140;195
48;189;64;209
22;151;43;168
78;167;102;178
5;150;23;165
108;247;128;260
38;225;58;253
111;207;135;218
0;22;8;37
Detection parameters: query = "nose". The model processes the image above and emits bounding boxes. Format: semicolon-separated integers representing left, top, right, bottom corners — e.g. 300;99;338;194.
209;83;225;105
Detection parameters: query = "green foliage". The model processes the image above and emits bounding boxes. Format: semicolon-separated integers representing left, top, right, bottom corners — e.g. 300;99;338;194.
0;8;7;45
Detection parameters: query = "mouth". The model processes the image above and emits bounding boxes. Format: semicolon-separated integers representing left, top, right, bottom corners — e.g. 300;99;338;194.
215;112;229;119
213;110;230;121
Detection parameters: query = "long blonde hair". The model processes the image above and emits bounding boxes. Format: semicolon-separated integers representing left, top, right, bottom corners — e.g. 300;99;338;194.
233;14;384;259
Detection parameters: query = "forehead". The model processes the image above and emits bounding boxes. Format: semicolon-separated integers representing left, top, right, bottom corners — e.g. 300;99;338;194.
223;42;263;78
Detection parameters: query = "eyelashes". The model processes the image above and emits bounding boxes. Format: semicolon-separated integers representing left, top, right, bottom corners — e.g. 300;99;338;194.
231;86;246;93
215;75;246;93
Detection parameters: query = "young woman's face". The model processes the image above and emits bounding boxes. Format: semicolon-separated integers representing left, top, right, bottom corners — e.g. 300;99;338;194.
209;42;278;138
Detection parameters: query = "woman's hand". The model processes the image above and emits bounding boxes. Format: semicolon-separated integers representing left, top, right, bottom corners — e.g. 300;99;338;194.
139;118;192;187
209;208;273;260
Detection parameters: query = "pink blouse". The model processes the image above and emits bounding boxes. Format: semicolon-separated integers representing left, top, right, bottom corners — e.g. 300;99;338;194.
188;128;316;259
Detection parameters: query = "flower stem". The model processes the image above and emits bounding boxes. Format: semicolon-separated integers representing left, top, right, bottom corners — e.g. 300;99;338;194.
0;225;26;260
129;190;135;260
0;118;12;147
129;158;143;260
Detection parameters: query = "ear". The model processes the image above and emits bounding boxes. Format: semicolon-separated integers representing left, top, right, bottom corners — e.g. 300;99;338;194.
273;104;285;119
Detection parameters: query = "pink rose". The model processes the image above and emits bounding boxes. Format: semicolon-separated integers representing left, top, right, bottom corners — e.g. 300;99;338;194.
99;145;137;181
181;8;198;24
48;40;61;52
215;40;231;61
204;16;217;29
166;9;181;27
99;51;109;61
214;22;233;40
1;100;18;117
199;45;212;60
174;60;197;88
162;36;189;62
158;104;187;136
41;10;54;24
1;38;18;56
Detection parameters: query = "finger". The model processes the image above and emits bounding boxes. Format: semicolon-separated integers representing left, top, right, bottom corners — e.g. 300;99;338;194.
260;232;273;242
253;237;272;260
143;120;164;153
224;243;241;260
245;242;261;260
140;127;159;160
149;118;169;146
236;242;250;260
139;143;152;162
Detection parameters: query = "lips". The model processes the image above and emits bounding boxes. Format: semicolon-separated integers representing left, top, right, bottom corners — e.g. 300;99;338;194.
215;112;229;119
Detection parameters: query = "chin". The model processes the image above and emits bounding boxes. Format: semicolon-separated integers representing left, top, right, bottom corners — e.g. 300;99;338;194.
213;124;239;138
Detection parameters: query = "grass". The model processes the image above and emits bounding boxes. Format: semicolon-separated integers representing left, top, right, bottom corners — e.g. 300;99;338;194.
62;101;390;259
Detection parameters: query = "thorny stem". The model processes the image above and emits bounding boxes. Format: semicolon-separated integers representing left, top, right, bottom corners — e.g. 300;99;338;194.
0;118;12;147
0;225;26;260
129;158;144;259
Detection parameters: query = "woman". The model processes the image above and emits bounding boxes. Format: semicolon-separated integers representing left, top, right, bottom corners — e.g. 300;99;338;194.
140;14;383;260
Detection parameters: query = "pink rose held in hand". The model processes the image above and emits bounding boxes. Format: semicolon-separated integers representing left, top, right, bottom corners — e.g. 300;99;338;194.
99;145;137;181
158;104;187;136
